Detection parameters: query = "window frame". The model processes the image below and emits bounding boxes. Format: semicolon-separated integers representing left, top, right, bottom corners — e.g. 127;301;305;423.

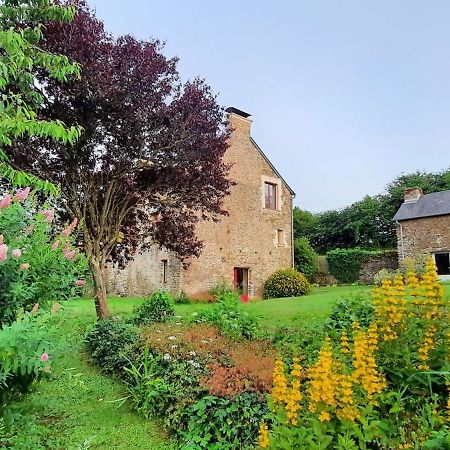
264;181;278;210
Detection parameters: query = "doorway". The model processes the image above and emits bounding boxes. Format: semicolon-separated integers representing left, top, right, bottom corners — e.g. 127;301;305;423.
234;267;249;302
434;253;450;275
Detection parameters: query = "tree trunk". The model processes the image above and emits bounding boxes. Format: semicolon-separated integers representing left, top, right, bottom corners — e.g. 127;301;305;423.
90;257;110;319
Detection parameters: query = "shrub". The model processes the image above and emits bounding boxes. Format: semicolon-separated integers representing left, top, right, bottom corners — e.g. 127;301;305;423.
181;393;268;449
294;237;319;281
195;296;260;340
326;248;369;283
85;319;139;375
132;290;174;325
324;292;375;334
208;280;236;301
0;189;89;325
0;309;57;405
262;268;310;299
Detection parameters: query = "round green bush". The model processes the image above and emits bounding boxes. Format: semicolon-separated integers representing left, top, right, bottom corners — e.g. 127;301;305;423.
294;237;319;281
133;290;175;325
262;268;311;299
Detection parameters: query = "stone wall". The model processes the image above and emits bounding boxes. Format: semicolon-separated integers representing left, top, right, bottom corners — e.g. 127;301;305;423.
106;246;181;296
396;215;450;259
180;112;294;298
107;110;294;298
359;251;398;284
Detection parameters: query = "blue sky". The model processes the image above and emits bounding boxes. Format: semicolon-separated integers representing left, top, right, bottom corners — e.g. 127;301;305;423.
89;0;450;212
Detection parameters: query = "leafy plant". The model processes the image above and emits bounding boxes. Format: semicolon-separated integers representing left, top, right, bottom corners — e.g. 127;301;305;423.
195;296;260;340
180;393;268;449
324;292;375;334
294;237;319;281
208;280;236;301
132;290;175;325
174;291;190;304
0;191;89;325
0;310;56;404
85;319;139;375
262;269;310;299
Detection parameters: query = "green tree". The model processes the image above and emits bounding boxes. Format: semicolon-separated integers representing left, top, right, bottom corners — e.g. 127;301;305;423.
294;236;319;281
0;0;81;189
293;207;316;239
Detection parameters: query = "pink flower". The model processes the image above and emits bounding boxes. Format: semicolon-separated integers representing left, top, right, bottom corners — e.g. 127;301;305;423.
40;353;49;362
64;250;75;260
75;279;86;286
0;194;11;208
51;241;59;250
31;303;39;314
62;217;78;237
0;244;8;261
51;302;61;314
41;209;54;223
43;365;51;373
13;187;30;202
12;248;21;258
20;262;30;270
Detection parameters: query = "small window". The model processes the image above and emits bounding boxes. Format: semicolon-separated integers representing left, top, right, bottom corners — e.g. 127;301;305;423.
162;259;168;283
264;182;277;210
277;229;285;246
434;253;450;275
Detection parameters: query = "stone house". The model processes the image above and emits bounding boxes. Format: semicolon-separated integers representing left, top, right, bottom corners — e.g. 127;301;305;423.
107;107;295;299
393;187;450;280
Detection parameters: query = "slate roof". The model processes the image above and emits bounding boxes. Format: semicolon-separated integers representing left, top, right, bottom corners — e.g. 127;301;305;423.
393;189;450;221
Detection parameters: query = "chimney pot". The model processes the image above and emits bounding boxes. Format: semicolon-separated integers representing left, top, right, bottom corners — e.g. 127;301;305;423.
404;187;424;203
226;106;252;136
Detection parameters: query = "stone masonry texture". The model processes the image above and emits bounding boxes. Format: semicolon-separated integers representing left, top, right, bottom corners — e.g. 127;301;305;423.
396;215;450;259
107;111;294;298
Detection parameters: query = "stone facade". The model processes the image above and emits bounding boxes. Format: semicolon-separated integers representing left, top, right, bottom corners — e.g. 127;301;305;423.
396;215;450;259
107;108;295;298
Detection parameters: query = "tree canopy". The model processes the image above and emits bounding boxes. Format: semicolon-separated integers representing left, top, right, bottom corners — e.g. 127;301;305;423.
8;2;231;317
0;0;81;190
295;168;450;254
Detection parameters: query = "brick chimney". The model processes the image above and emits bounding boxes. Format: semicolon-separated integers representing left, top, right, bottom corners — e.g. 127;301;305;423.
226;106;252;136
404;187;424;203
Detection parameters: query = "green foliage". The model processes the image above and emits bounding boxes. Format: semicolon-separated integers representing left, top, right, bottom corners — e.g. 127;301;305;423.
125;351;268;450
300;168;450;254
181;393;268;449
324;292;375;334
208;279;236;300
263;268;310;299
0;0;82;187
0;310;56;404
173;291;190;304
293;207;317;240
0;193;89;324
132;290;175;325
85;319;139;375
326;248;372;283
294;237;319;281
195;294;261;340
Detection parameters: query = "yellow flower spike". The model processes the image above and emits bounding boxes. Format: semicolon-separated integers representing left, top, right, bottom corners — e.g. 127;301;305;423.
272;357;288;404
258;422;270;449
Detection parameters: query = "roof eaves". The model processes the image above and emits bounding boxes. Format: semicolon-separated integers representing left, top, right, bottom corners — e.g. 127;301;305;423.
250;137;296;197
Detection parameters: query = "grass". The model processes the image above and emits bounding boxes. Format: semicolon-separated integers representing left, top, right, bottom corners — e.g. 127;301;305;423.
2;308;176;450
5;283;449;449
64;284;373;331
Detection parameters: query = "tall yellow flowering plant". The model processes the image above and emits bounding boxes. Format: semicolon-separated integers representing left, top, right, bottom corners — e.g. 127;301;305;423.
259;256;449;449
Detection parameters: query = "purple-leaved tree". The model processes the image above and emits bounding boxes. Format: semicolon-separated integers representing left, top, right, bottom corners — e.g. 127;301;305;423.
8;2;231;318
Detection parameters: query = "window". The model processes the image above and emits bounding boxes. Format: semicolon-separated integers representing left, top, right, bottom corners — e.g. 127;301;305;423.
162;259;168;283
277;229;285;246
434;253;450;275
264;182;277;210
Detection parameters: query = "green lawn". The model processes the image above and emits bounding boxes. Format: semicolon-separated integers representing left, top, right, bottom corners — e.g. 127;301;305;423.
2;307;175;449
64;284;373;331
